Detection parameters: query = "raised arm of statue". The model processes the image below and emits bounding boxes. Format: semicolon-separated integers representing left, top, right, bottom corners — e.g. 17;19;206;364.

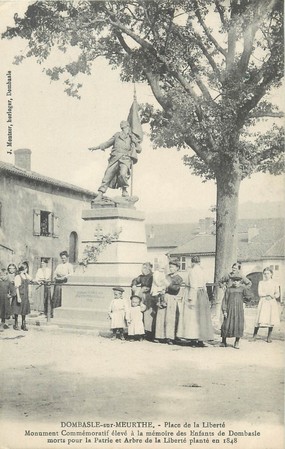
88;135;116;152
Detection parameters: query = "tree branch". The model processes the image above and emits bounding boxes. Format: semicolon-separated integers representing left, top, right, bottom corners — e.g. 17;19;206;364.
193;0;227;57
238;24;258;74
187;60;213;102
173;27;222;82
249;111;284;118
214;0;227;27
238;63;281;121
184;136;213;165
144;71;169;110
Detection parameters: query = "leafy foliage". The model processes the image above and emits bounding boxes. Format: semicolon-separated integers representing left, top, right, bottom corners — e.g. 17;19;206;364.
3;0;283;181
3;0;284;283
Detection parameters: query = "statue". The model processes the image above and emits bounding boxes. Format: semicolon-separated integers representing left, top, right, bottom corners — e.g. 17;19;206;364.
89;120;142;202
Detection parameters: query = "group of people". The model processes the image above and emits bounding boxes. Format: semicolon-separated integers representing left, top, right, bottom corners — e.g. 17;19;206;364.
108;257;214;346
0;251;73;331
107;259;281;348
1;253;281;344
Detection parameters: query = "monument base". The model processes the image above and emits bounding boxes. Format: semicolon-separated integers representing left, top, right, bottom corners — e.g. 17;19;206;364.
54;206;148;330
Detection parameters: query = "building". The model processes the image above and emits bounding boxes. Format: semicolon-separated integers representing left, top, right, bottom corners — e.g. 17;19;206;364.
146;219;213;273
146;218;285;297
0;149;94;277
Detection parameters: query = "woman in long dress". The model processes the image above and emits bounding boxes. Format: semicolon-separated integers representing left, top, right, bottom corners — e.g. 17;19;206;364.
155;258;183;344
0;268;14;328
177;256;214;346
252;267;280;343
131;262;154;338
34;259;52;316
52;251;73;315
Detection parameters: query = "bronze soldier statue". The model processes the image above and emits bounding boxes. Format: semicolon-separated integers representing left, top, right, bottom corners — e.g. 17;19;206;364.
89;120;142;201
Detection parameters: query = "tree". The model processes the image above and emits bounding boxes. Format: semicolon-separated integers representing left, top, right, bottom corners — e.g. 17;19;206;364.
3;0;284;315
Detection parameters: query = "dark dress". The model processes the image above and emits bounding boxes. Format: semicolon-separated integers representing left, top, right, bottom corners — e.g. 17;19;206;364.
131;273;154;333
0;279;14;319
155;273;183;340
11;274;31;316
221;286;250;338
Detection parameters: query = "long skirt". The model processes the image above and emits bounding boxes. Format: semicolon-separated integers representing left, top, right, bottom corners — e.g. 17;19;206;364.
143;294;157;333
177;288;214;341
11;296;30;316
0;295;11;320
155;294;178;340
255;297;280;327
221;297;244;338
32;285;45;312
52;283;63;308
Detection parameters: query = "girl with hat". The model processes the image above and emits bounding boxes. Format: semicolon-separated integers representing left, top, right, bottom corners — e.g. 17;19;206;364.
221;275;252;349
108;287;128;340
12;263;33;331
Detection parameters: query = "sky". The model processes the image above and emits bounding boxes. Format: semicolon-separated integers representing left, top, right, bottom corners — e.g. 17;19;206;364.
0;0;284;216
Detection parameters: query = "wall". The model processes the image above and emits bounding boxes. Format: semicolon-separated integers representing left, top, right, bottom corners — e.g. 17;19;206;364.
0;173;91;276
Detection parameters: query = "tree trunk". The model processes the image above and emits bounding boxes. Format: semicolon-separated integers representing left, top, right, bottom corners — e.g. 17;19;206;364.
211;169;241;327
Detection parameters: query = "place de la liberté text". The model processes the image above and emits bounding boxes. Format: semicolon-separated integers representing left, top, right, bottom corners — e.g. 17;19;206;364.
23;421;261;447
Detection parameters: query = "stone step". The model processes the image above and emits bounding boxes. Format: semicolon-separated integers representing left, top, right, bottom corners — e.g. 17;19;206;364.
51;318;110;332
54;307;110;324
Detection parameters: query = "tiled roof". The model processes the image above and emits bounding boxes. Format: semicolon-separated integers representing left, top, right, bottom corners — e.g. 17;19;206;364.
0;160;95;197
166;218;285;261
146;223;200;248
263;237;285;259
170;234;216;255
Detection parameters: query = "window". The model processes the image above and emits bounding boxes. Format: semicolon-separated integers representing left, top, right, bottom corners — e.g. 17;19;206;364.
275;265;279;271
180;256;186;271
33;210;59;237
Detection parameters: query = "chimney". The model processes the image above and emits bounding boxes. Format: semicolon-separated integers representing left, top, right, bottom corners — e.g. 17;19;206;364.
205;217;212;233
248;226;259;243
199;219;206;234
14;148;31;171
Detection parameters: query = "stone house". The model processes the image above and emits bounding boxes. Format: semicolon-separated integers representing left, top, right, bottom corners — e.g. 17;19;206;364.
0;148;94;277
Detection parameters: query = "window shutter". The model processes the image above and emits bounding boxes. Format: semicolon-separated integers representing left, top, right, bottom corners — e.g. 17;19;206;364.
33;210;41;236
48;213;54;236
53;215;59;238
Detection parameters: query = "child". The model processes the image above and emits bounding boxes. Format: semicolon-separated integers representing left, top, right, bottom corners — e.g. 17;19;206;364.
0;268;14;329
108;287;128;340
126;295;146;341
12;263;33;331
151;264;169;309
221;275;251;349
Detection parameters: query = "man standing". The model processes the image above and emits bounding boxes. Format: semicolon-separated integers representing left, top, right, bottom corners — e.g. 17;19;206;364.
89;120;142;201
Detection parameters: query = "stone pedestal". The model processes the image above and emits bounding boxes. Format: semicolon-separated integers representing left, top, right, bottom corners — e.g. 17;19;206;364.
54;206;148;330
